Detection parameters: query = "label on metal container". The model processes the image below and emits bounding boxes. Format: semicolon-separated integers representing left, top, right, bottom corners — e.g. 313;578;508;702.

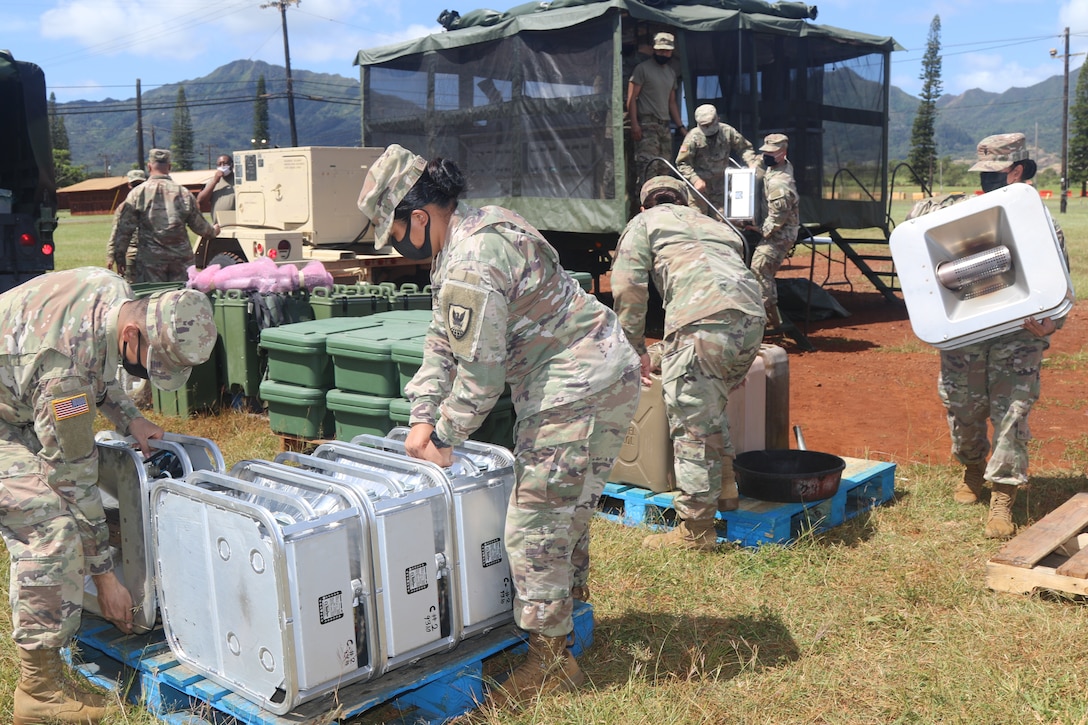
318;591;345;624
481;538;503;567
406;562;429;594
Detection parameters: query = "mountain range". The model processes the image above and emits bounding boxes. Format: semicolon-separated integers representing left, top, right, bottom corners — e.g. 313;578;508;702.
57;58;1078;174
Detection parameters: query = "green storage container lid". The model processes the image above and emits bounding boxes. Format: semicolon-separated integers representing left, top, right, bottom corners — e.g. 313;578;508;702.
373;309;434;324
390;336;427;364
259;379;327;404
326;389;394;413
325;322;431;357
570;271;593;292
260;317;384;354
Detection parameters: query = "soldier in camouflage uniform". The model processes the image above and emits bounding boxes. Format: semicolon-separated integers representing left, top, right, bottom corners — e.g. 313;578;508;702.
612;176;765;551
357;145;640;707
749;134;800;327
106;148;218;284
676;104;758;216
627;32;686;186
910;133;1069;539
0;268;216;724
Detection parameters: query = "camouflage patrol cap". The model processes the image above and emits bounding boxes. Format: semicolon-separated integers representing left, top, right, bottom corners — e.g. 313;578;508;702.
968;133;1028;172
149;148;171;164
145;289;216;392
694;104;719;127
357;144;428;250
126;169;146;184
760;133;789;152
653;32;675;50
641;175;688;205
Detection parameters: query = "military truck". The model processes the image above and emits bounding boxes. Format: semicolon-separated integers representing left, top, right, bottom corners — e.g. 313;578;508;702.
0;50;56;293
193;145;429;283
353;0;904;299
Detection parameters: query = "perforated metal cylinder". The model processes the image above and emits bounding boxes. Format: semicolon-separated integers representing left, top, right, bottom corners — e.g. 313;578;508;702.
936;245;1012;291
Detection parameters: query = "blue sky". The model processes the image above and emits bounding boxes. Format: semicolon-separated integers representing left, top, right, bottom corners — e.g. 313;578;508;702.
4;0;1088;103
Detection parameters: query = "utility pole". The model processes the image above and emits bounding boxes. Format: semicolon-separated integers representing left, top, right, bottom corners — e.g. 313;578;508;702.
136;79;145;167
262;0;300;147
1061;27;1070;214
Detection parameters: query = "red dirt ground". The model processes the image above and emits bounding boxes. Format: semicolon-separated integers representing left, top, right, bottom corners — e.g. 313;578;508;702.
772;251;1088;472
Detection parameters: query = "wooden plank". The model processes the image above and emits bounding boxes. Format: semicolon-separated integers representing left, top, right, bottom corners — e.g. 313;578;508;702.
986;560;1088;596
989;492;1088;569
1055;544;1088;579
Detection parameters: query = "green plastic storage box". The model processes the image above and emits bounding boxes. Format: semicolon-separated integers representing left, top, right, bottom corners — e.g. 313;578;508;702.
213;289;315;396
131;281;185;299
259;380;333;439
152;354;220;418
325;389;393;440
391;336;427;390
570;271;594;293
388;395;515;449
260;317;384;388
326;321;432;397
309;284;392;319
388;282;433;311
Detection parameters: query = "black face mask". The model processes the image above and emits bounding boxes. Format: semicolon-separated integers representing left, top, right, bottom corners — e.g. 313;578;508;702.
979;172;1007;193
653;53;671;65
762;154;779;168
123;331;150;380
390;212;434;260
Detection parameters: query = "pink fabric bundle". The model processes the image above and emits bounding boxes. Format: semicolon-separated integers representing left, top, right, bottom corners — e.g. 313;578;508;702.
186;258;334;293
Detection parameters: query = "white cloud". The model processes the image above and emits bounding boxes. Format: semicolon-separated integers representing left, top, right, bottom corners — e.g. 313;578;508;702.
948;52;1055;94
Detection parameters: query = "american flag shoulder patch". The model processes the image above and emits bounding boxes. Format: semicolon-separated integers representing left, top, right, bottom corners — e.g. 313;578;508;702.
53;393;90;421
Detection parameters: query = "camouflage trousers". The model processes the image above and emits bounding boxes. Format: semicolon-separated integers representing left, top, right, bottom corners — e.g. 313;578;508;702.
0;424;108;649
937;330;1048;487
506;366;640;637
660;311;765;519
126;253;193;284
749;226;798;315
634;115;673;187
687;181;726;218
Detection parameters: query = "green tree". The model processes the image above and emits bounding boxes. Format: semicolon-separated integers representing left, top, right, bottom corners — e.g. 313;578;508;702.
908;15;942;189
52;149;87;188
171;86;195;171
253;75;271;148
1068;65;1088;195
48;92;69;152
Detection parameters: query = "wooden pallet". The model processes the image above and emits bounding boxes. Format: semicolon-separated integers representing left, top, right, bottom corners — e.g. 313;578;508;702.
599;457;896;548
987;492;1088;596
70;603;593;724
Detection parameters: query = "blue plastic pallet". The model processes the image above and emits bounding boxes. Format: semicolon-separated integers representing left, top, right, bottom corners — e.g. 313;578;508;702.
69;603;594;724
599;457;896;547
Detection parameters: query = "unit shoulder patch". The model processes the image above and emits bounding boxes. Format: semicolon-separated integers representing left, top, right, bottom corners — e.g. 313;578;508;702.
442;279;488;361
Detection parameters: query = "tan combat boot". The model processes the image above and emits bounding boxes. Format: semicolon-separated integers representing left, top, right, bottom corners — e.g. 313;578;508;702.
486;632;586;709
642;518;718;551
718;456;739;512
953;462;986;504
984;483;1018;539
14;647;108;725
571;584;590;603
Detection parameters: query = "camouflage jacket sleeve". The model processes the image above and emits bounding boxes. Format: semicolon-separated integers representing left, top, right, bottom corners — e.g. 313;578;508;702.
428;263;508;446
761;169;799;237
610;216;653;355
32;362;113;575
183;189;216;239
107;201;138;267
406;304;457;428
726;126;758;167
675;130;701;182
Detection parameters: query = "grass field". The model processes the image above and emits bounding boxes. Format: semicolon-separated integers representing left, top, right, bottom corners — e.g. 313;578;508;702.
1;198;1087;724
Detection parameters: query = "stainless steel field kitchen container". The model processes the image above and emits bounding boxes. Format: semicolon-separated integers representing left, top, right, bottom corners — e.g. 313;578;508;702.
150;469;367;715
85;432;225;632
349;429;516;637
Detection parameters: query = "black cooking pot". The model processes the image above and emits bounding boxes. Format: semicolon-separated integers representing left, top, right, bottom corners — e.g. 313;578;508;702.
734;449;846;503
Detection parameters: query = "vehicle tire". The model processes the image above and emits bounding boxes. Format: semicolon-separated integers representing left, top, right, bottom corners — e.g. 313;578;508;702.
209;251;246;267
